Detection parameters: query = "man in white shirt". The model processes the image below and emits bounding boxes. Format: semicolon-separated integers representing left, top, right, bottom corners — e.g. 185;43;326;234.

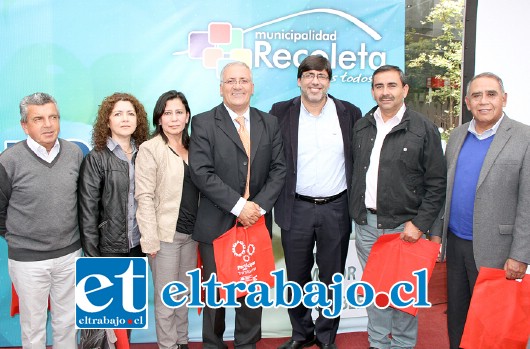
271;55;362;349
349;66;446;349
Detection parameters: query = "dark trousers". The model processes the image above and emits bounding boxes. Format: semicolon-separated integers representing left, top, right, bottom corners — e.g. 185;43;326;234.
199;242;261;349
446;231;478;349
281;194;351;345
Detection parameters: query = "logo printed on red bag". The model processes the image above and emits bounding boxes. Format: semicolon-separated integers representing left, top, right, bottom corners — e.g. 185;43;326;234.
232;240;258;282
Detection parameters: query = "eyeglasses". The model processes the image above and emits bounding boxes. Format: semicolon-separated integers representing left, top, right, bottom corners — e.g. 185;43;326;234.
222;78;251;86
301;73;330;81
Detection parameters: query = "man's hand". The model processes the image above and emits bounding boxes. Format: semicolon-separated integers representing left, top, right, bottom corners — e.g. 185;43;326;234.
238;201;261;228
400;221;423;243
504;258;527;280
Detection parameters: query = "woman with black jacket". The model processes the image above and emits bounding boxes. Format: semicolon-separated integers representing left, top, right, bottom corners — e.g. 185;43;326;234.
78;92;149;257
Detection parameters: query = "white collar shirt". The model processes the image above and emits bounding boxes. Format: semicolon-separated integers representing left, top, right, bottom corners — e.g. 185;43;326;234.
468;113;504;140
365;103;406;209
225;104;250;135
296;96;347;197
26;136;60;163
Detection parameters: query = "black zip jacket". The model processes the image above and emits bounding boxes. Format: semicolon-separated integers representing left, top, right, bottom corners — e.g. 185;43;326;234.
78;148;134;256
349;106;446;233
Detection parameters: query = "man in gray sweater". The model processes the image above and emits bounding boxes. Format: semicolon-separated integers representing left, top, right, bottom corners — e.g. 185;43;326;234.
0;92;83;348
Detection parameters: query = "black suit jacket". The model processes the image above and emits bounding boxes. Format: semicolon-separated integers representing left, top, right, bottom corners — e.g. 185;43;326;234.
270;95;362;231
189;103;286;243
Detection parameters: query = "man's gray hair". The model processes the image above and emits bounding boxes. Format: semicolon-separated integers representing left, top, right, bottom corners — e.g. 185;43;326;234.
19;92;59;123
466;72;505;96
219;61;253;84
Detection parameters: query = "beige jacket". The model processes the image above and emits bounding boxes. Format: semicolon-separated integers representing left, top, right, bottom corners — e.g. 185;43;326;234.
135;135;184;253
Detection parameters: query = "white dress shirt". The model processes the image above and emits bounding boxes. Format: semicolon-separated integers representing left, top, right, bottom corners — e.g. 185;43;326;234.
26;136;60;163
468;113;504;140
365;104;406;209
296;97;346;197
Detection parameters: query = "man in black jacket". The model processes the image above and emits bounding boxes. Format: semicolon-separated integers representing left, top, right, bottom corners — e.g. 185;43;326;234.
349;65;446;349
270;55;362;349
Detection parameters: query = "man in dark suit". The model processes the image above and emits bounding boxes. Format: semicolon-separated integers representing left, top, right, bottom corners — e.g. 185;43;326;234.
270;55;362;349
189;61;286;349
431;72;530;349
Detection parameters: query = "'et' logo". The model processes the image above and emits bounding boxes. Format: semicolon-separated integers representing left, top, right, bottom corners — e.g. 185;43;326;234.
75;257;148;329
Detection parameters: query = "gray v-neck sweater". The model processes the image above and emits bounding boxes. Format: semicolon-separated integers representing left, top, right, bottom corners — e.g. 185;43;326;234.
0;139;83;261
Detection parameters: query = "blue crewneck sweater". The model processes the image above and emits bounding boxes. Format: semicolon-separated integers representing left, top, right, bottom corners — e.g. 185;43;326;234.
448;132;494;240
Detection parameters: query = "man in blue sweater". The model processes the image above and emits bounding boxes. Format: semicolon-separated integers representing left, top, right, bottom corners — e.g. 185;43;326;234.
432;72;530;349
0;92;83;348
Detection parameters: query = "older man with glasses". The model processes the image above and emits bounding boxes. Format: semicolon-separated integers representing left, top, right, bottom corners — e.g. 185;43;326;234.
189;61;286;349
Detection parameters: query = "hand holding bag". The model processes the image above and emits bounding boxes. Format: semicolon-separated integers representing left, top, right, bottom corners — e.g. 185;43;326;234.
213;216;275;299
460;267;530;349
360;233;440;316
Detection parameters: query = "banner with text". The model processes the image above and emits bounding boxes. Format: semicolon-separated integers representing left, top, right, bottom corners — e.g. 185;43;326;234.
0;0;404;346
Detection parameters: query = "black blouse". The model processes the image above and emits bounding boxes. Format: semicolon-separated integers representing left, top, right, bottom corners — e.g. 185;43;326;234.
176;162;199;235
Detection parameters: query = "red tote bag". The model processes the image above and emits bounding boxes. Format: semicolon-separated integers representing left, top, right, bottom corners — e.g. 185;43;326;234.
213;216;275;299
114;329;130;349
196;246;206;315
360;233;440;316
460;267;530;349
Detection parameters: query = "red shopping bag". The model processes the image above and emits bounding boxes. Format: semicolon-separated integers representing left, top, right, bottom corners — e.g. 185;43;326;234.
197;247;205;315
10;283;19;316
460;267;530;349
360;233;440;316
114;329;130;349
213;216;275;299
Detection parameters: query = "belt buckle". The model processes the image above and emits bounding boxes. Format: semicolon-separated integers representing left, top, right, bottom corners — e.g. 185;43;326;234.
313;198;327;204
